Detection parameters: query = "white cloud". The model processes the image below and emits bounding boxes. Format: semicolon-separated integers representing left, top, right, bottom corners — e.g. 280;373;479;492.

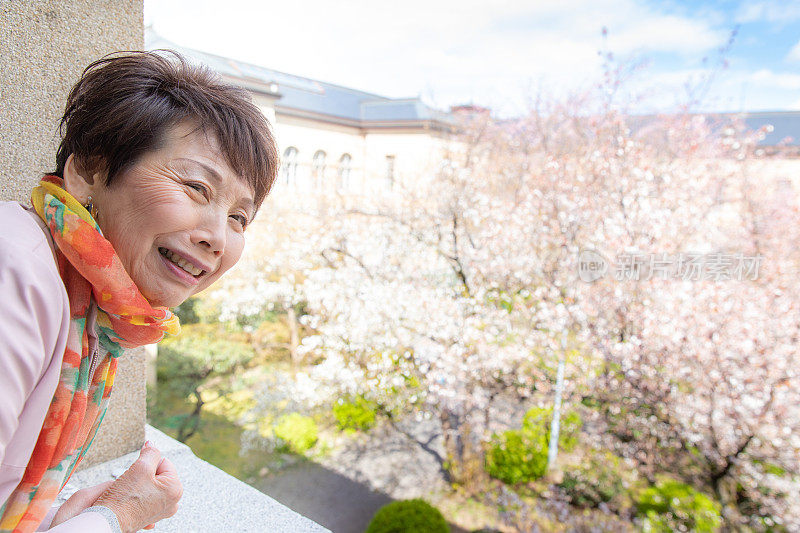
588;64;800;114
608;14;728;56
735;1;800;24
750;69;800;90
143;0;743;114
678;68;800;112
787;40;800;62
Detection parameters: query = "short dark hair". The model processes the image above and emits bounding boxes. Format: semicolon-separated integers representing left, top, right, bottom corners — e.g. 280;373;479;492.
54;50;278;209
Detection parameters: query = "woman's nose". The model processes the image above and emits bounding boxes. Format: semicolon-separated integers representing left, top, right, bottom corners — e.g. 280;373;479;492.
191;210;227;256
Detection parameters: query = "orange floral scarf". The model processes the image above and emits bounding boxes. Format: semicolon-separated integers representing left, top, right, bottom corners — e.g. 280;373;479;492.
0;176;180;532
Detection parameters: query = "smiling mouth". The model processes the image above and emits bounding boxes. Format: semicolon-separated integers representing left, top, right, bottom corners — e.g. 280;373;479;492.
158;247;206;277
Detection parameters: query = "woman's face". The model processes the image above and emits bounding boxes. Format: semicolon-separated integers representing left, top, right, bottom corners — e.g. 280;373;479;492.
76;122;255;308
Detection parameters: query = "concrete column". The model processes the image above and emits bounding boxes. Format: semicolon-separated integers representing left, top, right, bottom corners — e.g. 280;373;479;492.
1;0;146;467
144;343;158;391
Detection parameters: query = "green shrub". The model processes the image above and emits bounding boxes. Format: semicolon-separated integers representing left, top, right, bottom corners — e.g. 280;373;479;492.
486;406;582;484
333;396;378;432
558;449;637;511
486;427;548;484
273;413;318;454
157;323;255;399
521;407;582;452
173;296;200;324
637;478;722;532
366;499;449;533
235;304;280;330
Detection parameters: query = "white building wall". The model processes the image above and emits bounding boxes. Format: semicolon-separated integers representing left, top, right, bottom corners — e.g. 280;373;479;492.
263;109;452;198
251;93;278;127
272;114;366;192
363;131;449;193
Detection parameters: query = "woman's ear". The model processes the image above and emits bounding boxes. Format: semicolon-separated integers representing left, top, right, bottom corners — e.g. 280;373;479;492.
63;154;101;203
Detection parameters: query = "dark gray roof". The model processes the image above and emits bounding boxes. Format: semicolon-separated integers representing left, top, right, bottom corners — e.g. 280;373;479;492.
741;111;800;146
145;29;452;127
360;98;450;122
627;111;800;146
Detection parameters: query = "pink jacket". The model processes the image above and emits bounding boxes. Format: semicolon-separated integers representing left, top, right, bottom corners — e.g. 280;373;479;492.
0;201;112;532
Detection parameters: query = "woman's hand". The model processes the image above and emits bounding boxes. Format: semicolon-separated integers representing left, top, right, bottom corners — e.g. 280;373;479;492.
50;480;114;527
93;441;183;533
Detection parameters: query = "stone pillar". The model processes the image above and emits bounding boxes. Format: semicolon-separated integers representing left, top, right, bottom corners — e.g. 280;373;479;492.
144;343;158;391
1;1;146;467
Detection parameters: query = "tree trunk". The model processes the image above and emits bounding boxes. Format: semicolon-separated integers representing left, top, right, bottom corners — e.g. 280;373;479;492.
177;389;205;443
440;410;486;494
287;305;301;366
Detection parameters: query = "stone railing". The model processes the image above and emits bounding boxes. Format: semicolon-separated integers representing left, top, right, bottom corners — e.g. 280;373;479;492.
62;426;329;532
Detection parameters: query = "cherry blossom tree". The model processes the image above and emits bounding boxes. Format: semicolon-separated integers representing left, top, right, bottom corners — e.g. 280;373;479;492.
210;67;799;527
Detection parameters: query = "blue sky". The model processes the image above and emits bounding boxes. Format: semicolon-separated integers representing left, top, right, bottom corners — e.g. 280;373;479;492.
145;0;800;115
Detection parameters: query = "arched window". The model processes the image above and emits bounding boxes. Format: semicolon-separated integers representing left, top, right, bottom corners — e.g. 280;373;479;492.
385;155;396;189
338;153;352;190
282;147;298;184
312;150;327;183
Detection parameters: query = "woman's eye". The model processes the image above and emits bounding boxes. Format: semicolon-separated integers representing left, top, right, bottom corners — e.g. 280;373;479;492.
230;214;248;228
187;182;209;197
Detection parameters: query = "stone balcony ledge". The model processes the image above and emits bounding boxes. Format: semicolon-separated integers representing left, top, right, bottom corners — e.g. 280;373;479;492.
60;425;330;533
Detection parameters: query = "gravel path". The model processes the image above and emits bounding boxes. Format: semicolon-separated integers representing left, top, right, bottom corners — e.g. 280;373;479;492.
254;418;473;532
256;461;393;533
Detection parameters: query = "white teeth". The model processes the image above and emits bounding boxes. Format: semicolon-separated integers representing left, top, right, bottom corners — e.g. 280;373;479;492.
161;248;203;276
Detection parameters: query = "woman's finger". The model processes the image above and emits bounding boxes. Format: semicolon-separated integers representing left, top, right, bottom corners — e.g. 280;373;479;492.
155;456;177;477
81;480;115;502
65;479;114;510
50;480;115;527
134;442;163;474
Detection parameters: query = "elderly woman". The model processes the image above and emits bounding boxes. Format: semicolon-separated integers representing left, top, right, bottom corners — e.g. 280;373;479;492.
0;51;278;532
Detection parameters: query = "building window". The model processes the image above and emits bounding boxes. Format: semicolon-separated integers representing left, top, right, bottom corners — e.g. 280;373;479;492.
385;155;396;189
338;153;352;190
282;147;298;184
313;150;327;184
